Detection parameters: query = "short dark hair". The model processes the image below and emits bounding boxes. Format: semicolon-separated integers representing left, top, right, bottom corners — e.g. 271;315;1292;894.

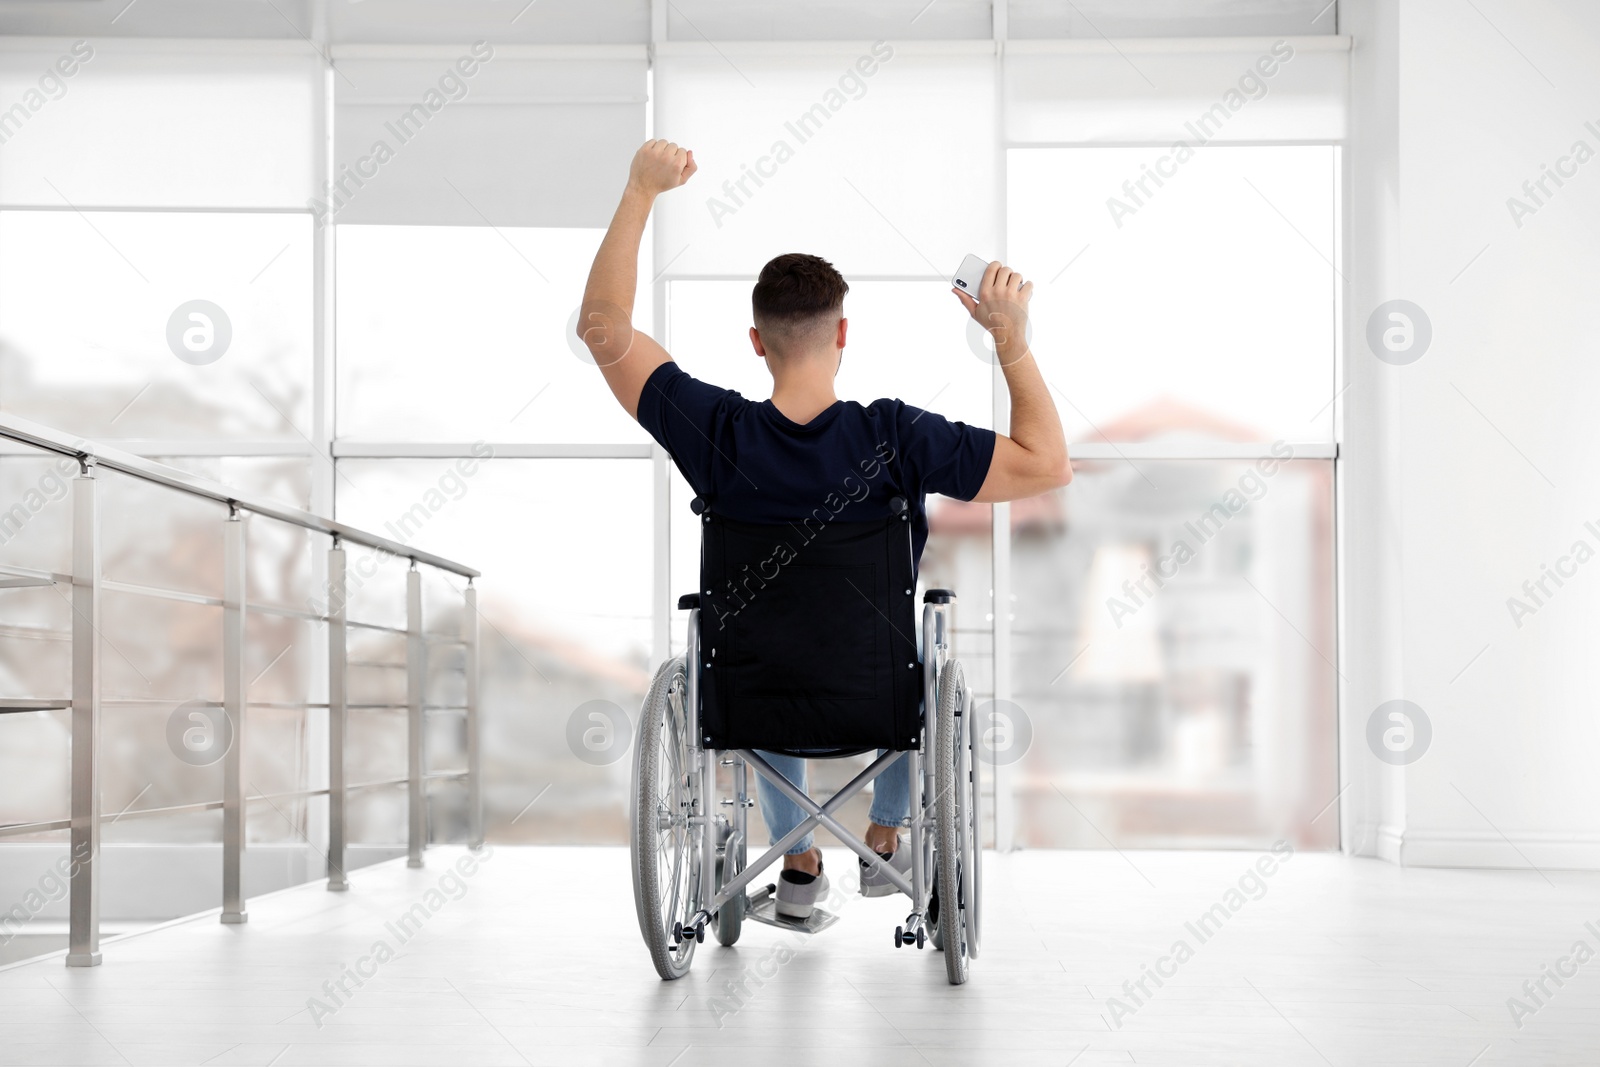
751;253;849;349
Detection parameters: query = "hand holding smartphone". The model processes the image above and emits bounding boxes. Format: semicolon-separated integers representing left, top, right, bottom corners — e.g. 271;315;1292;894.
951;254;989;297
950;254;1034;364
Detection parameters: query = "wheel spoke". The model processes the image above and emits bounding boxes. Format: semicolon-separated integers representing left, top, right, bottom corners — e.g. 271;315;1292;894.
655;694;681;925
664;827;684;928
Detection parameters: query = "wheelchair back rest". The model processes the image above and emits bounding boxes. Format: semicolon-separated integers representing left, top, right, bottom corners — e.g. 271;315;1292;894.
696;506;921;755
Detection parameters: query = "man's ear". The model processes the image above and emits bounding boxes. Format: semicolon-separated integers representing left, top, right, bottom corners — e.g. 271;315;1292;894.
749;326;768;358
836;317;848;351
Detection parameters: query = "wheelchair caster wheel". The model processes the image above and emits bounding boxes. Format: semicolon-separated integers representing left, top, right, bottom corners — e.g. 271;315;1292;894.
916;927;926;950
673;921;684;944
695;922;706;944
894;925;903;949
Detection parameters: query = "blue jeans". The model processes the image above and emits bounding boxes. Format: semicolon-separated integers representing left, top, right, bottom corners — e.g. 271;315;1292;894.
754;750;912;855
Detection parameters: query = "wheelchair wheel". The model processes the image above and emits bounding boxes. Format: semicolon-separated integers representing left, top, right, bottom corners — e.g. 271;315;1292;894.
715;826;745;946
630;657;705;980
933;659;973;984
965;683;982;959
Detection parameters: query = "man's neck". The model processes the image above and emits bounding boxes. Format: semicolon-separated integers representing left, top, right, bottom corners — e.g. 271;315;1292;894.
769;365;838;426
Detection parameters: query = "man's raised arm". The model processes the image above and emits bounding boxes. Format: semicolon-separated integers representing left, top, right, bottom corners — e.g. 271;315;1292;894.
955;262;1074;502
577;139;698;419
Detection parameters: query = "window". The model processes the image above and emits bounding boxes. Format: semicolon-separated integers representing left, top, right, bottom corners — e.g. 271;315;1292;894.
0;46;1347;883
1001;145;1340;848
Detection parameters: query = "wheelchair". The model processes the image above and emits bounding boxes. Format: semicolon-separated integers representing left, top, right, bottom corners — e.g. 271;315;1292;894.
629;495;982;984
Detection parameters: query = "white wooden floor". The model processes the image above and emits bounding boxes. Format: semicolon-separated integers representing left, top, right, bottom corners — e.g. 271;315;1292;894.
3;846;1598;1066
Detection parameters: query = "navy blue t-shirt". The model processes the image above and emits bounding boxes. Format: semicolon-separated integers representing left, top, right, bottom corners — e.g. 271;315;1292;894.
636;362;996;566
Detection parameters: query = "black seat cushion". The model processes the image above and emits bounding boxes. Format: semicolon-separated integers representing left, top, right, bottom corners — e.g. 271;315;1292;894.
697;511;921;754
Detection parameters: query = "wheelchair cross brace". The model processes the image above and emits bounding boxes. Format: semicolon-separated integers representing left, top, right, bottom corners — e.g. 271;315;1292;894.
709;748;918;910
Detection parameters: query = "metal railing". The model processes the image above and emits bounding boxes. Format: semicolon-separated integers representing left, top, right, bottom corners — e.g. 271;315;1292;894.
0;412;481;966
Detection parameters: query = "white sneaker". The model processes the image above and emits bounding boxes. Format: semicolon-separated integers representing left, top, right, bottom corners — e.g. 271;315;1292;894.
859;843;911;897
775;863;829;919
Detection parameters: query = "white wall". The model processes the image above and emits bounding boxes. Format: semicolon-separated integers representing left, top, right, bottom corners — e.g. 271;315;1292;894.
1342;0;1600;868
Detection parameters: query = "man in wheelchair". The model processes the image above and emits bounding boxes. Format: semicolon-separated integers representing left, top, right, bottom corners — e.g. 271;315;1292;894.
577;140;1072;983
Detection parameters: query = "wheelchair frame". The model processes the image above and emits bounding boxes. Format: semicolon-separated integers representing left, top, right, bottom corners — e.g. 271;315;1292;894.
629;589;983;985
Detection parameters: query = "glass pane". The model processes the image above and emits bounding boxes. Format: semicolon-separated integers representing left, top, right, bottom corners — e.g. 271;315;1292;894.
1008;146;1337;443
1010;459;1338;850
665;279;993;430
335;225;651;444
0;452;79;575
0;210;313;442
0;705;68;832
153;456;314;513
99;467;229;602
335;458;653;845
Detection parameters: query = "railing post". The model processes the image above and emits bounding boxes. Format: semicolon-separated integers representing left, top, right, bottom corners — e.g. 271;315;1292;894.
406;563;425;868
326;541;349;891
67;462;101;967
464;579;482;851
221;508;248;924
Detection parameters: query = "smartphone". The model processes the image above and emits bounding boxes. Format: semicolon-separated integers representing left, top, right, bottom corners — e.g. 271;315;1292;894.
951;254;989;297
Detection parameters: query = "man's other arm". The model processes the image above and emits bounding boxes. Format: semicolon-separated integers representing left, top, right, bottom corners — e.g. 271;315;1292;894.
955;261;1073;502
576;139;697;419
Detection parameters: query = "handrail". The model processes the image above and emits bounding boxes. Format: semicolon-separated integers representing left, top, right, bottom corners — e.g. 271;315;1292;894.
0;412;483;968
0;411;479;579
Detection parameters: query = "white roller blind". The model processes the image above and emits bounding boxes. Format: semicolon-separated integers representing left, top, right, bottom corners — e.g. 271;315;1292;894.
331;46;646;227
1007;0;1344;40
1005;37;1348;144
0;41;318;208
652;45;998;277
661;0;993;42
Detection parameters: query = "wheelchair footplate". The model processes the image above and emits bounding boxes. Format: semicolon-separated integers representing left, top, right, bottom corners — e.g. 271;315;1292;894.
744;883;841;935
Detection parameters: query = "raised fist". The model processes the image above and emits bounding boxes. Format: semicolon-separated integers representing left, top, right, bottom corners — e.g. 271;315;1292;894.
628;139;697;196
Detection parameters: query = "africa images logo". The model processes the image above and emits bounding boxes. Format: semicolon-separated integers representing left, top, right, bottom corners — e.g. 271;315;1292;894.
1365;700;1432;766
166;300;232;365
1365;300;1432;366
